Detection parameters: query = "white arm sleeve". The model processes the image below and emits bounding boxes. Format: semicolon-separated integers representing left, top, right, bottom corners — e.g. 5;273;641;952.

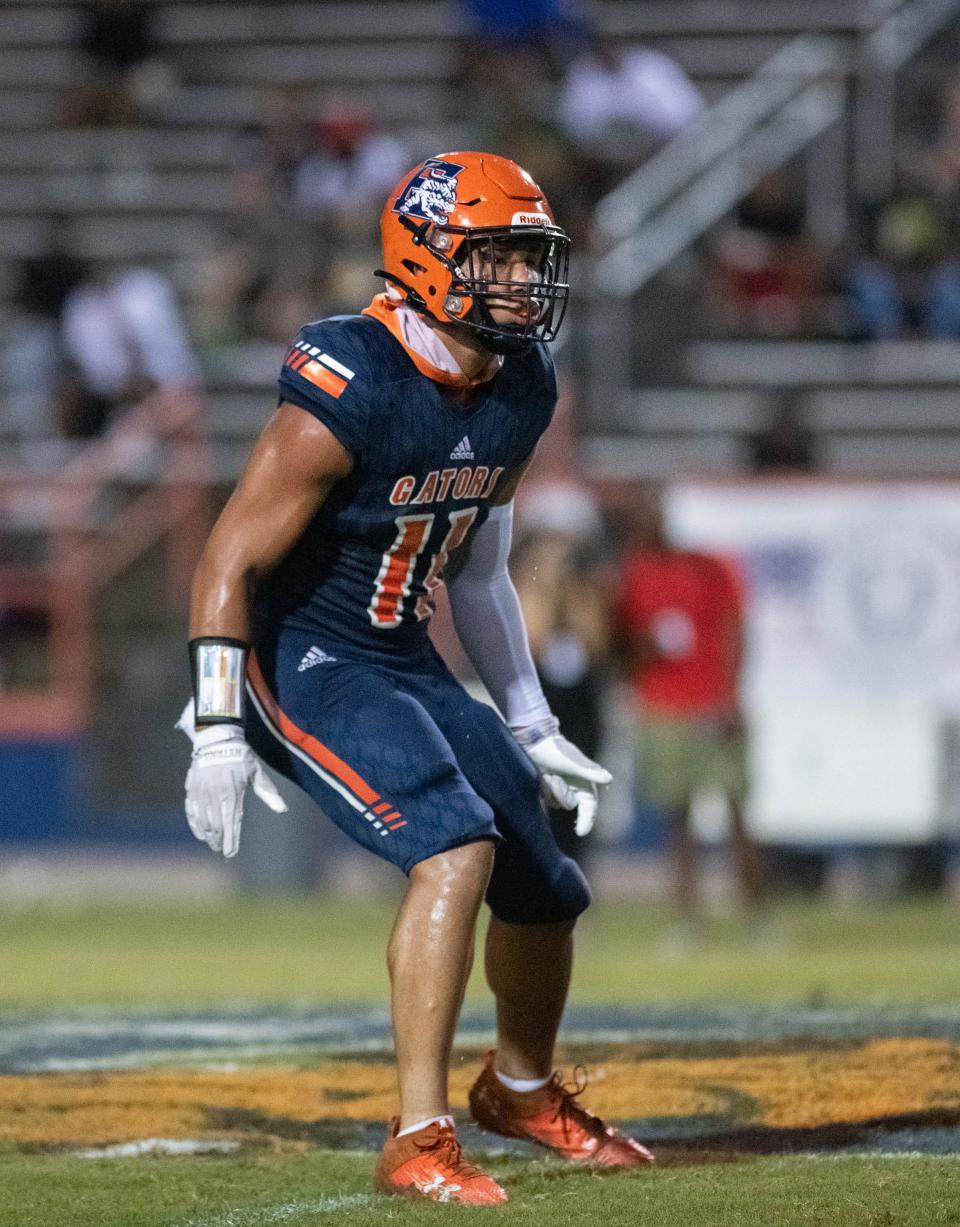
447;502;557;737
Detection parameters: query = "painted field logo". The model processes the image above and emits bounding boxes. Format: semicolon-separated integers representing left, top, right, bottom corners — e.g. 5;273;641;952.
393;159;465;225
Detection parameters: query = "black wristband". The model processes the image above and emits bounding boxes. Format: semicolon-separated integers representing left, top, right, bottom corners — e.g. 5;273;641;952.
189;637;249;725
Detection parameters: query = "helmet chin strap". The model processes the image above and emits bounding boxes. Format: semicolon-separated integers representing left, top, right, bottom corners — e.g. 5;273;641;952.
373;268;428;314
442;310;532;356
449;289;541;355
473;330;534;356
376;264;547;357
435;310;493;352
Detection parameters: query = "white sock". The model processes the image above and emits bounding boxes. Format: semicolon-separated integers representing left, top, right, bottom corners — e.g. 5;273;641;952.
495;1068;550;1094
397;1114;454;1138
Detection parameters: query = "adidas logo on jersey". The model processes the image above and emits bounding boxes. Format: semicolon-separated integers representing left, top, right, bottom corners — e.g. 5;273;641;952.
450;436;474;460
298;646;336;672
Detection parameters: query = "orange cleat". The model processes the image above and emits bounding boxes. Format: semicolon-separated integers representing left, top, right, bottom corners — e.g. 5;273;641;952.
468;1050;655;1167
375;1115;508;1205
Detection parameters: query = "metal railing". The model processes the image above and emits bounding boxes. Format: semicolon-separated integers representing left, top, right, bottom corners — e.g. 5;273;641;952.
592;35;845;255
0;389;210;737
577;0;960;425
587;0;960;316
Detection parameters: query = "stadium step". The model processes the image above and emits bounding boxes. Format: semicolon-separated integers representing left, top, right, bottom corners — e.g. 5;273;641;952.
688;340;960;387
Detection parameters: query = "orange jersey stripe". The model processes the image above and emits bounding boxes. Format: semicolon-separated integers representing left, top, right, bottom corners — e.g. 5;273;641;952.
300;360;347;398
371;516;431;626
247;653;380;806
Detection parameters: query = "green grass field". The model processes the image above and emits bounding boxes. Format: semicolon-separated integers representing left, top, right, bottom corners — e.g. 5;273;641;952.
3;1151;959;1227
3;896;960;1008
2;896;960;1227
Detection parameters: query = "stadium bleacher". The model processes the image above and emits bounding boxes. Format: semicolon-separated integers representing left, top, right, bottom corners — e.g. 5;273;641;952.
2;1;960;482
0;0;957;902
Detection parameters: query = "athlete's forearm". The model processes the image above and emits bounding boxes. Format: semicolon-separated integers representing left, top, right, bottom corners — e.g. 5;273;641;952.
188;489;280;642
189;535;257;643
187;531;258;729
448;503;555;736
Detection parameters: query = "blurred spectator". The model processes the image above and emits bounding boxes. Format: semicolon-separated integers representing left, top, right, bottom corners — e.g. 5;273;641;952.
709;173;830;338
199;92;405;346
548;33;705;227
197;88;321;348
750;397;814;474
614;486;769;947
499;116;586;241
925;74;960;201
294;98;409;313
460;0;586;73
294;98;408;224
60;264;199;437
192;216;320;349
63;0;175;126
192;218;323;348
3;219;89;459
845;188;960;339
512;484;611;867
459;0;586;172
559;34;704;181
232;85;314;215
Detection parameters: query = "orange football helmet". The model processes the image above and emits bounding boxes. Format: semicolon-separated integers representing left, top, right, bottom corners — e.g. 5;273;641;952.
376;152;570;354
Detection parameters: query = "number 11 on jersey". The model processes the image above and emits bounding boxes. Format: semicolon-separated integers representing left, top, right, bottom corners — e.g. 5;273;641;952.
368;514;434;628
368;508;479;628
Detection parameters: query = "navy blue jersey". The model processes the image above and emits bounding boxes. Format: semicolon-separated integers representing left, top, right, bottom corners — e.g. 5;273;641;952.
251;305;557;656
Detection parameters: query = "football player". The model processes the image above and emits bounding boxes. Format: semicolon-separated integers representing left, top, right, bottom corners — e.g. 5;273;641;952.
180;152;653;1204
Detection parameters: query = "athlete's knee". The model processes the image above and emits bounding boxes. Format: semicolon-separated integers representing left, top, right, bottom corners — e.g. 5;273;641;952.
410;837;496;899
488;854;591;925
549;857;592;922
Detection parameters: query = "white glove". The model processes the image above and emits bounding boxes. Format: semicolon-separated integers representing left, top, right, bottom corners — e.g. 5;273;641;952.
177;703;287;858
519;731;612;837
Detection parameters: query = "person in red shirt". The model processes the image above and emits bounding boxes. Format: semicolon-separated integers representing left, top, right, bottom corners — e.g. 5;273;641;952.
615;486;768;944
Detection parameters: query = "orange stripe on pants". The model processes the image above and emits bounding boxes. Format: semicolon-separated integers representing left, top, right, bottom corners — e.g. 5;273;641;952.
247;652;381;807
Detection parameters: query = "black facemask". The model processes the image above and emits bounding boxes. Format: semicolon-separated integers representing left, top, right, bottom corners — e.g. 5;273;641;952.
446;229;571;354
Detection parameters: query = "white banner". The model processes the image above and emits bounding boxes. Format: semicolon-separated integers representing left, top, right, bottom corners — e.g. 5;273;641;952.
669;481;960;843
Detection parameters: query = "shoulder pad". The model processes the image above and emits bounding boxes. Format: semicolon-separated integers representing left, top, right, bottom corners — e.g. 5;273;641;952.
278;317;373;458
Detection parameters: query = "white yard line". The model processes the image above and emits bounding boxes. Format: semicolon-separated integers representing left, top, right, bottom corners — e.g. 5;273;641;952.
74;1138;240;1159
801;1150;960;1161
177;1193;376;1227
14;1037;394;1074
6;1004;960;1075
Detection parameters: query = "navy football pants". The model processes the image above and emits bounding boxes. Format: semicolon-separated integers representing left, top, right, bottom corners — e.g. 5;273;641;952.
244;629;590;924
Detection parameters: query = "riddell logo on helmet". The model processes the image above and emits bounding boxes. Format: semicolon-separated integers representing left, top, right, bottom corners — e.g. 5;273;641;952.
512;212;548;226
393;158;466;225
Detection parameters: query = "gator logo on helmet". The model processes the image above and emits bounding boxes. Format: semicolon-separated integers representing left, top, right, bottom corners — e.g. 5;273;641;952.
392;158;465;225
